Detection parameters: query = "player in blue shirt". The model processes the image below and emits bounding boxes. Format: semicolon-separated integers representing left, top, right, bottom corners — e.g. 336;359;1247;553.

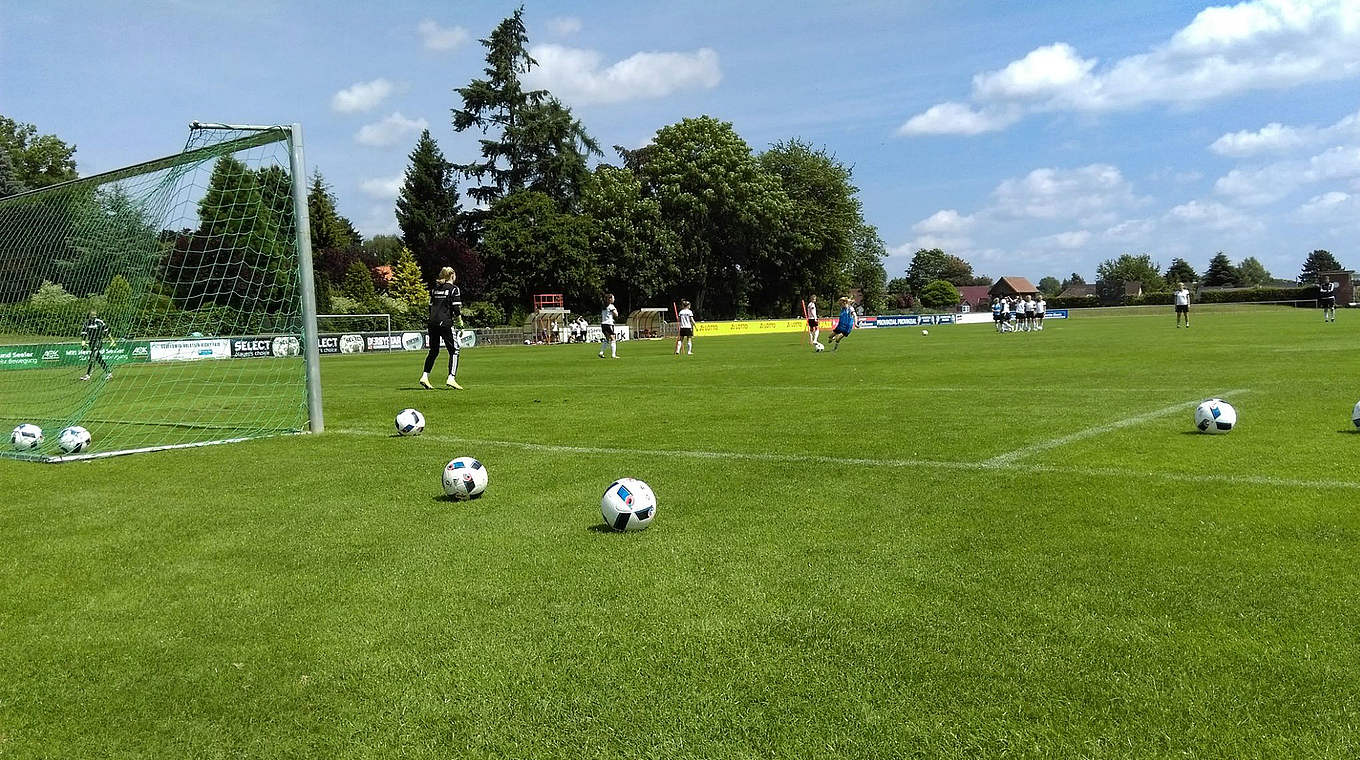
827;296;857;351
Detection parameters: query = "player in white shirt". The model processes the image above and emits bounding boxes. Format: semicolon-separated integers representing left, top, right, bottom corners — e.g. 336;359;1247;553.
675;300;696;355
1173;282;1191;328
805;295;821;349
1035;297;1047;330
1023;295;1037;331
1320;277;1339;323
598;294;620;358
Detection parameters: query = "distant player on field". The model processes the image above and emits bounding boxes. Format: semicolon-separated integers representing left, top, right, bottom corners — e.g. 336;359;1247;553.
1035;295;1047;330
1174;282;1191;328
1023;295;1037;331
599;294;619;359
419;267;463;389
806;295;821;348
991;297;1003;333
828;296;857;351
1320;276;1339;323
79;310;114;381
675;300;695;355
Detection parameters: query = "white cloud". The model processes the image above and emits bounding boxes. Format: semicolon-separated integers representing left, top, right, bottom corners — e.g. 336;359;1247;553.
897;102;1019;136
1214;144;1360;204
547;16;582;36
418;19;469;51
524;45;721;105
1165;200;1264;232
1210;109;1360;156
359;175;404;199
1032;230;1092;249
331;79;395;113
1297;190;1359;220
355;112;428;147
899;0;1360;136
991;164;1141;220
972;43;1097;100
912;209;974;234
358;204;400;237
899;235;974;254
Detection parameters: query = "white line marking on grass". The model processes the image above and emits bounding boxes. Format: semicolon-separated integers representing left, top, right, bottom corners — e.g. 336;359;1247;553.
979;390;1251;468
329;425;1360;491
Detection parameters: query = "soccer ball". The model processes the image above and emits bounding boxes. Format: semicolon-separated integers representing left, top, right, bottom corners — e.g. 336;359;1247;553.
1352;400;1360;428
10;424;43;451
1194;398;1237;434
921;329;929;336
814;342;824;352
601;478;657;532
442;457;488;500
57;425;92;454
395;408;425;436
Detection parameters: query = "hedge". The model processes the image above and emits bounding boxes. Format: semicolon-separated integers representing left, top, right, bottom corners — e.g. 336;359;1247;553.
1198;286;1318;304
1044;295;1100;309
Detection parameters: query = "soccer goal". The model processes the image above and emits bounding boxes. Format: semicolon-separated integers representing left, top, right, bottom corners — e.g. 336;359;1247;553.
0;123;322;461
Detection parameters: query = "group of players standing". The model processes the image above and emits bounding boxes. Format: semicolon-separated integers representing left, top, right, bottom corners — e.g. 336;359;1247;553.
991;295;1047;332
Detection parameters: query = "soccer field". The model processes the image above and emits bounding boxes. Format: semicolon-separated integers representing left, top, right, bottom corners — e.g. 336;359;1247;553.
4;308;1360;758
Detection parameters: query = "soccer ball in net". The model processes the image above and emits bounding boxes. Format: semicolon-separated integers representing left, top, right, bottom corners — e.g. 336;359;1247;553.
1194;399;1236;434
395;408;425;436
442;457;488;500
601;478;657;532
10;424;43;451
57;426;92;454
1352;400;1360;429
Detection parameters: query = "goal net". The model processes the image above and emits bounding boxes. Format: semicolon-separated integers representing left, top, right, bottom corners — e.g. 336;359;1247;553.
0;125;321;461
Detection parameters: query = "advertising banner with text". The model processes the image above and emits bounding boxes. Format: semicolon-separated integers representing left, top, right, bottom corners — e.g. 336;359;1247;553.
0;341;150;371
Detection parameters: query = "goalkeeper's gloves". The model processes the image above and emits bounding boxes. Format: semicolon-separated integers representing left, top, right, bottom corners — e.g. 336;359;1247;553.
80;340;88;348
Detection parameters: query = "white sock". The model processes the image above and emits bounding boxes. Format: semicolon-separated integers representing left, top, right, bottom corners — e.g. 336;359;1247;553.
420;372;429;382
611;343;617;357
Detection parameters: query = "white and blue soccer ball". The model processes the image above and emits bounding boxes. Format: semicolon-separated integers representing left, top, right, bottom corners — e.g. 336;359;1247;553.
10;424;43;451
601;478;657;532
1194;398;1237;434
442;456;488;500
395;408;425;436
57;425;92;454
1352;400;1360;429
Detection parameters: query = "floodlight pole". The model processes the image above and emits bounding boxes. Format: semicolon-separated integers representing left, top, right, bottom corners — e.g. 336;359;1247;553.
286;123;325;434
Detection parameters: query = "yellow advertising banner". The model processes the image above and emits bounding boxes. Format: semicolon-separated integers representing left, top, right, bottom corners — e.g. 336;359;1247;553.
693;318;835;335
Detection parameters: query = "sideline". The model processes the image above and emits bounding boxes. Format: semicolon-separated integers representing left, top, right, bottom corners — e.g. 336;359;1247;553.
978;390;1250;468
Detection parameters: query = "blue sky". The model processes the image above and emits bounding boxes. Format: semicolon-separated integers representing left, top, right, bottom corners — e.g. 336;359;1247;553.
4;0;1359;284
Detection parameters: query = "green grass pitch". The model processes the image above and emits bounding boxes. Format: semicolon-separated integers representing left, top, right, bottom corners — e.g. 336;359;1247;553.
3;307;1360;758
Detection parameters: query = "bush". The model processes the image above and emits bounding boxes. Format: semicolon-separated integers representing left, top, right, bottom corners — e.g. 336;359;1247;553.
462;301;506;328
918;280;960;310
1198;286;1317;304
1128;292;1175;306
1044;295;1100;309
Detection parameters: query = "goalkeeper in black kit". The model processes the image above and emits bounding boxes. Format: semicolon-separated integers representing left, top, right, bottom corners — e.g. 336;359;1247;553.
419;266;464;390
80;310;114;381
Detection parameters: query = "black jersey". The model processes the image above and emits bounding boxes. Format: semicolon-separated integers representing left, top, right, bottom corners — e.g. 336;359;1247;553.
429;283;462;326
82;317;108;346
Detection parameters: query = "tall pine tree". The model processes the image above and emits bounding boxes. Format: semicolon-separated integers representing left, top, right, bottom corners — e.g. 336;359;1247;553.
396;129;461;282
307;171;360;253
1202;251;1238;286
451;6;600;214
1300;249;1343;283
